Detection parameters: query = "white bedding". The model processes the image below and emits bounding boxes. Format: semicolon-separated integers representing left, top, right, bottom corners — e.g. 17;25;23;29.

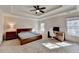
18;32;39;39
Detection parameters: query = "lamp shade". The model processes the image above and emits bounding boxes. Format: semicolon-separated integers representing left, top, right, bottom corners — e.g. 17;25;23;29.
8;22;15;28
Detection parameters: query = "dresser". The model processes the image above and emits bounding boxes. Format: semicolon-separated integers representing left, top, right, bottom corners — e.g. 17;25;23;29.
4;29;17;40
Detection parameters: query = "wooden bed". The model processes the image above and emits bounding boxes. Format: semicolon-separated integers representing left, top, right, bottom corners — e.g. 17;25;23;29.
17;28;42;45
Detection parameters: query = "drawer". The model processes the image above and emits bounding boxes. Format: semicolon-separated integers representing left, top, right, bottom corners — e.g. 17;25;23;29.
6;34;16;36
6;32;16;35
6;36;16;39
6;35;17;40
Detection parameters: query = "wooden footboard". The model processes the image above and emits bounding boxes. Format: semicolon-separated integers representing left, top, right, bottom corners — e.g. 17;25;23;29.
19;35;42;45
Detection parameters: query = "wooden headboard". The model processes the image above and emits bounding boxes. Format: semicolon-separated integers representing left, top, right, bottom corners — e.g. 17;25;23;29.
17;28;32;33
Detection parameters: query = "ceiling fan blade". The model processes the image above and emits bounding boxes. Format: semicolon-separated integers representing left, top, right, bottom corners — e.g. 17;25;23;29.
40;7;46;9
33;6;37;9
36;5;39;10
36;12;37;14
40;10;44;13
37;5;39;8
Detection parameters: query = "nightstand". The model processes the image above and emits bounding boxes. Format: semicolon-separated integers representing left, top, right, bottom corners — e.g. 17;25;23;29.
4;29;17;40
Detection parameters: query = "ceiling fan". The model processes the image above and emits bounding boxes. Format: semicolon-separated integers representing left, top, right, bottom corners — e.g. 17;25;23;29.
31;5;46;14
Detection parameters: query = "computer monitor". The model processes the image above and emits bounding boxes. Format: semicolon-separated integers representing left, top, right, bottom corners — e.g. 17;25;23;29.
53;27;60;31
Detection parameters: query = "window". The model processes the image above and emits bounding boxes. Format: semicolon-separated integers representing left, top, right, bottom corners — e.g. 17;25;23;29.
67;17;79;37
40;23;45;33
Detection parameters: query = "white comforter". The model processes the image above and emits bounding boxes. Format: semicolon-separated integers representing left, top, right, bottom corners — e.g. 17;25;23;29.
18;32;39;39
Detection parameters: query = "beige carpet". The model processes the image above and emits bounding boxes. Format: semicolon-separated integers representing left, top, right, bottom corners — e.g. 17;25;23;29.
2;39;20;46
0;38;79;53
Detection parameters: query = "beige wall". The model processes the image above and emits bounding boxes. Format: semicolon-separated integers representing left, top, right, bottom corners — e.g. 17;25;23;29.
40;12;79;43
40;16;66;32
4;16;38;31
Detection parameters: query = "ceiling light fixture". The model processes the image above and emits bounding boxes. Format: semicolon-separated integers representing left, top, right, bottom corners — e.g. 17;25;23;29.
36;10;40;12
31;5;46;14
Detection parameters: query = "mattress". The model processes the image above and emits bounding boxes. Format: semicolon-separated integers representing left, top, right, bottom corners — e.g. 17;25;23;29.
18;32;39;39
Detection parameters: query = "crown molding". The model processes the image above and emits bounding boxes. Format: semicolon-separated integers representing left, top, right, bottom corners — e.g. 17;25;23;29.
2;12;39;21
37;5;76;19
0;5;77;21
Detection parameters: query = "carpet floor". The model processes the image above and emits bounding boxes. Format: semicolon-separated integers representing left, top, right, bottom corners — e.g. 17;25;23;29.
0;38;79;53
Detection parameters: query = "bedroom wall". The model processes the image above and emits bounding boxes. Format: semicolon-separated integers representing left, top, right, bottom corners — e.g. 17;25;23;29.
39;16;66;32
4;15;38;32
0;10;4;44
40;12;79;43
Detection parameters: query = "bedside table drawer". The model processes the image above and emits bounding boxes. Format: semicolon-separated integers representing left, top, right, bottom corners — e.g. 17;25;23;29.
6;32;16;35
6;36;17;40
6;33;16;37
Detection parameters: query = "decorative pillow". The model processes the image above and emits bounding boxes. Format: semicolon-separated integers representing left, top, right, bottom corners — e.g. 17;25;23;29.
31;32;39;35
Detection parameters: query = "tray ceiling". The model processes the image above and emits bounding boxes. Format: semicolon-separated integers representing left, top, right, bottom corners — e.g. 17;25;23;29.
0;5;78;19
